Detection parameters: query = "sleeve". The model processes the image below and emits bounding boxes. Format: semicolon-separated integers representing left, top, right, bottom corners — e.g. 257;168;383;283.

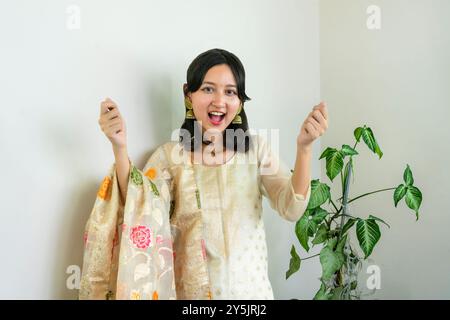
256;134;311;222
79;144;176;300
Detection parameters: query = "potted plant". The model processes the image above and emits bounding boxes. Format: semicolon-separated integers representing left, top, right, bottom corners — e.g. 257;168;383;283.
286;125;423;299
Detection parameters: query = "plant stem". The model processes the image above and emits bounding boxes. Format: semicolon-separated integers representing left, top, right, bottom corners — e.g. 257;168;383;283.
330;199;340;213
347;187;397;205
329;212;340;223
335;213;358;220
326;200;341;228
335;187;398;214
329;213;353;226
335;158;354;245
302;253;320;261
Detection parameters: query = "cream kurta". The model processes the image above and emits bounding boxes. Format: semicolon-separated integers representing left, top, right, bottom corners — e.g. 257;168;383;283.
143;134;311;299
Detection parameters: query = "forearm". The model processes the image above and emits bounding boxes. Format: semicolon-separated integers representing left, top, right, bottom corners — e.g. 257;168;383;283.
113;146;130;206
292;144;312;198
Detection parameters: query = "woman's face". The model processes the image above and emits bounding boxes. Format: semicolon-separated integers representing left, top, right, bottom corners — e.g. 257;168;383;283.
187;64;242;135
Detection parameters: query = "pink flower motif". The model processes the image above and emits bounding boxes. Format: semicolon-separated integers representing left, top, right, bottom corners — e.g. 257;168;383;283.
130;226;152;249
83;232;88;245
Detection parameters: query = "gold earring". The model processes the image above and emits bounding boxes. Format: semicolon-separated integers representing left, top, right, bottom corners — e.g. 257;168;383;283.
232;103;243;124
184;97;196;119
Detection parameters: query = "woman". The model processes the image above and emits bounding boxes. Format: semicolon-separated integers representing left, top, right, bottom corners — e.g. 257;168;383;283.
80;48;328;300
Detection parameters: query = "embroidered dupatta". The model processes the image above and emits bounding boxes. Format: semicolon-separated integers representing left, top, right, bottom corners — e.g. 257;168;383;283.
79;157;211;300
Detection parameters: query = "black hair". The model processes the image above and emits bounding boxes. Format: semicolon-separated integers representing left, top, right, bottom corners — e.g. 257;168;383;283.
179;48;253;153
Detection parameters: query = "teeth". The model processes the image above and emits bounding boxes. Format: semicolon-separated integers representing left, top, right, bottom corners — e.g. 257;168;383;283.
210;111;225;116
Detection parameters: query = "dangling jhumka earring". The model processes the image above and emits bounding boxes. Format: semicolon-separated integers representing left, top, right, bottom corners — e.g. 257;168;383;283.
185;97;196;119
231;103;243;124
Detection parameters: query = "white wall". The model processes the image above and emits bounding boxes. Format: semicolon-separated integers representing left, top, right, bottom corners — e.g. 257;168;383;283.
0;0;321;299
320;0;450;299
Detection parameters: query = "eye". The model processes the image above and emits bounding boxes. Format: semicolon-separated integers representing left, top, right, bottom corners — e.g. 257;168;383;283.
226;89;237;96
201;87;213;93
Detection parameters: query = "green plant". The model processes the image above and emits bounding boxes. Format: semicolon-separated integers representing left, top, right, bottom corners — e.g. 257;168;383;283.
286;125;423;300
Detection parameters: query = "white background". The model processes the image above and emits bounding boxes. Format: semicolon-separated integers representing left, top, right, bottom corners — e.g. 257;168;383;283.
0;0;448;299
0;0;320;299
321;0;450;299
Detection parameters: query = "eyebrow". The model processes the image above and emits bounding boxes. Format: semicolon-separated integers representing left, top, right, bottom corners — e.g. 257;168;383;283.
202;81;237;88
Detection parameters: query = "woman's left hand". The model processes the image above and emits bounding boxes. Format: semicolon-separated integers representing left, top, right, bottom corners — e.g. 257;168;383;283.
297;101;329;151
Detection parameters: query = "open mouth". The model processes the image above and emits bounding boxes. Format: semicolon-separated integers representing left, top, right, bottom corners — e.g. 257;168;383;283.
208;111;226;125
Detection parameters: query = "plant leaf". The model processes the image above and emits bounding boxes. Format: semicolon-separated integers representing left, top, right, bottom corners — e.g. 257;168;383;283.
297;207;329;248
374;144;383;159
354;127;364;142
307;207;329;236
312;223;329;245
394;184;407;207
403;164;414;186
320;244;345;281
368;215;390;228
361;127;383;159
307;180;331;210
356;218;381;259
341;144;359;157
286;245;301;279
326;236;338;250
325;150;344;182
331;286;345;300
341;218;356;236
313;282;333;300
312;208;329;224
336;234;348;254
405;186;422;220
295;211;311;252
319;147;337;160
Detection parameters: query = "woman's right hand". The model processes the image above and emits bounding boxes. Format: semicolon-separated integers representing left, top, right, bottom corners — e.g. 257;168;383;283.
98;97;127;149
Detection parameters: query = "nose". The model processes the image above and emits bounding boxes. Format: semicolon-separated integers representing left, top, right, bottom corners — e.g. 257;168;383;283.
212;91;226;107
